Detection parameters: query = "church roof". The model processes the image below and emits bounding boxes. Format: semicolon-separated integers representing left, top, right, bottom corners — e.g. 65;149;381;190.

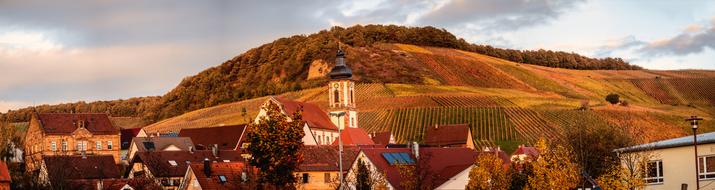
328;49;353;79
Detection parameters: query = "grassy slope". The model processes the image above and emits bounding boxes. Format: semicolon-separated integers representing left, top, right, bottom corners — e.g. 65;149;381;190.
144;43;715;150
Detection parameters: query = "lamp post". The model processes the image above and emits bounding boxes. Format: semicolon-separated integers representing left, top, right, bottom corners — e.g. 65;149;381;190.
329;111;346;189
688;116;703;190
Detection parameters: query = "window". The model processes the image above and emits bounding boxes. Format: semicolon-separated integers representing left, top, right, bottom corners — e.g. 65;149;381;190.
96;141;102;150
50;141;56;151
76;141;87;151
168;160;178;166
107;141;113;150
644;160;663;184
302;173;309;183
326;136;329;144
223;160;230;163
324;173;331;183
350;89;354;104
242;172;248;182
61;141;67;151
699;156;715;179
333;90;340;103
219;175;227;183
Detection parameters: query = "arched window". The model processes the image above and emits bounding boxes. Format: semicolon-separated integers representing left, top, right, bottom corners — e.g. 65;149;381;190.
350;89;354;104
333;90;340;104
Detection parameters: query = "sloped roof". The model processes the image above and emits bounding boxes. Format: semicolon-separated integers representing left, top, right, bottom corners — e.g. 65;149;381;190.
423;124;470;146
371;132;393;145
359;147;478;190
130;137;194;152
271;97;338;131
189;162;254;189
328;49;353;79
133;150;243;177
120;128;142;149
179;125;248;150
37;113;118;135
43;155;120;180
299;145;360;172
333;127;375;145
511;145;539;158
616;132;715;153
482;148;511;165
0;161;10;183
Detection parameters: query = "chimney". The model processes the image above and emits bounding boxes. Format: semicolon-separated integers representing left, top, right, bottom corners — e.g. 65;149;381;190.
204;158;211;176
212;144;219;158
411;142;419;159
434;124;438;129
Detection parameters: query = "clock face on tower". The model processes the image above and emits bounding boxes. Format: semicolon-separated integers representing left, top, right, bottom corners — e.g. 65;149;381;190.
333;83;339;89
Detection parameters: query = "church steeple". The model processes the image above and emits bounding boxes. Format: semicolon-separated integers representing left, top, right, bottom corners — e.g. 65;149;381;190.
328;48;358;129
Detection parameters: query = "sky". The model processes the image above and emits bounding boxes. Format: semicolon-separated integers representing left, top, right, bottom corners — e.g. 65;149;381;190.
1;0;714;112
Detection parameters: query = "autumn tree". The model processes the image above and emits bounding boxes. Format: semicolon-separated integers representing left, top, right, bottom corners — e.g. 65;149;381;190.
396;152;436;190
246;101;305;188
605;93;620;105
565;117;632;179
524;139;580;190
466;153;511;190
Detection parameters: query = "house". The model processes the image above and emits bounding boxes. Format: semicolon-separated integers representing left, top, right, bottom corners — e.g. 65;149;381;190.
0;161;9;190
126;137;195;162
511;145;539;163
332;127;375;146
371;131;396;145
65;179;137;190
121;128;142;150
481;147;511;166
423;124;475;149
347;147;479;190
39;155;121;188
24;113;121;171
295;145;360;190
178;125;248;150
178;161;254;190
128;150;243;190
614;132;715;190
255;97;340;145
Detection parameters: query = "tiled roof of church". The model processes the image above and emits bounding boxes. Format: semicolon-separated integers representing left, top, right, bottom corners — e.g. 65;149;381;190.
272;97;338;131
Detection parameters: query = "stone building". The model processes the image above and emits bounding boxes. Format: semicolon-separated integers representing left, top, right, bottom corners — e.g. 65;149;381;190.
24;113;121;171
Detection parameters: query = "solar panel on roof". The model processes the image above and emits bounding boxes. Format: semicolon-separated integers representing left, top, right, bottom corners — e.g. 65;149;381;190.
390;153;407;164
382;153;397;165
143;142;155;150
398;153;415;164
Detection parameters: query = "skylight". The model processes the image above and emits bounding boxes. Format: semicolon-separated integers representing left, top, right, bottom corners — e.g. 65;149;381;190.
168;160;178;166
219;175;227;183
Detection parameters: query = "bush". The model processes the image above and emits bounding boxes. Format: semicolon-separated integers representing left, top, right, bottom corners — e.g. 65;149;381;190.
605;94;620;105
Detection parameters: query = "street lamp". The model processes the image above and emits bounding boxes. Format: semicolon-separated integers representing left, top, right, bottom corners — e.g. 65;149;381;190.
329;111;346;189
688;115;703;190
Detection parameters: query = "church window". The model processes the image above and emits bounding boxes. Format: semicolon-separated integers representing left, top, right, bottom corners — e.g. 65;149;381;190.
333;89;340;104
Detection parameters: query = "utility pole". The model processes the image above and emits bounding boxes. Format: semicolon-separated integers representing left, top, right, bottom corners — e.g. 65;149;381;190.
688;116;703;190
330;111;346;189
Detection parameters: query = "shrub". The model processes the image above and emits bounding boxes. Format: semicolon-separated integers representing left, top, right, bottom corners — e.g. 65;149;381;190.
605;94;620;105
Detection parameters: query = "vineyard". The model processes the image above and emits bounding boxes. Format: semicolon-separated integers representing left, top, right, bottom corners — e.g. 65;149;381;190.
666;78;715;105
504;108;561;142
143;97;268;133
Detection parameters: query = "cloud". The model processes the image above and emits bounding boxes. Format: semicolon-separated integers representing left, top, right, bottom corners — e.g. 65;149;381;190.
417;0;584;32
640;17;715;56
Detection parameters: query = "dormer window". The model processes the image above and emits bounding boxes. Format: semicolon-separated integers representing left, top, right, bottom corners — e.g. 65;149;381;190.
77;120;85;128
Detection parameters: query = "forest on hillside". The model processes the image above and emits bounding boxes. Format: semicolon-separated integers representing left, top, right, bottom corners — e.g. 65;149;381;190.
0;25;640;123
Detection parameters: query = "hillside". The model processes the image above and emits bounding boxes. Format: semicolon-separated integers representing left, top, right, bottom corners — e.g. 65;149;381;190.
143;44;715;151
1;25;638;124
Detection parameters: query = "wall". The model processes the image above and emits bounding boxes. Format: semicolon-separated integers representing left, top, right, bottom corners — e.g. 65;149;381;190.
626;143;715;190
294;171;339;190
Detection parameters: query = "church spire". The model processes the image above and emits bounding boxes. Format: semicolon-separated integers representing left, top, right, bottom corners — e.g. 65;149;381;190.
328;47;353;80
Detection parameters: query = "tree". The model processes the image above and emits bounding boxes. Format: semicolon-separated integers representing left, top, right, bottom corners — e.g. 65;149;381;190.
396;153;436;190
564;119;632;179
605;93;620;105
246;101;305;188
344;159;388;190
466;153;511;190
355;160;372;190
524;139;580;190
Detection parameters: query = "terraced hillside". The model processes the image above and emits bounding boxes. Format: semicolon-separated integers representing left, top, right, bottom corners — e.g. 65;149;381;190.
140;43;715;151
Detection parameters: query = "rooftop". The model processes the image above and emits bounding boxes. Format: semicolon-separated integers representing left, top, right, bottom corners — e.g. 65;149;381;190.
615;131;715;153
37;113;118;135
188;162;254;189
333;127;375;146
43;155;120;180
271;97;338;131
299;145;360;172
328;49;353;80
133;150;243;177
178;124;248;150
423;124;470;146
130;137;195;152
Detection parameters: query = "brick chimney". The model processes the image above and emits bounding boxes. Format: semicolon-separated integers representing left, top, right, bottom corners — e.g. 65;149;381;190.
204;158;211;176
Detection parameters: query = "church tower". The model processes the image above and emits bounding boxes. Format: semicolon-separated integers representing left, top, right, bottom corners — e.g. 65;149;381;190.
328;48;358;129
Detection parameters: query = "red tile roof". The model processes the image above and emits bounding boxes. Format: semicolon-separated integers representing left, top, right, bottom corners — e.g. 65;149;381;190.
43;155;120;180
0;161;10;183
481;148;511;165
371;132;393;145
179;125;248;150
299;145;360;172
38;113;118;135
359;147;478;190
121;128;142;149
189;162;256;190
272;97;338;131
512;145;539;159
423;124;470;146
133;150;244;177
333;127;375;145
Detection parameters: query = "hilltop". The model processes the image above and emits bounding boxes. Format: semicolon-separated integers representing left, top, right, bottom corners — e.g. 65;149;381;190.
1;25;639;124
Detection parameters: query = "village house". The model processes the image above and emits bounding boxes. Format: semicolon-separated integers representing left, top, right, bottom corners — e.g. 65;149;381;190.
127;150;243;190
511;145;539;163
39;155;121;189
24;113;121;171
614;131;715;190
178;161;254;190
126;137;195;162
0;161;9;190
347;146;482;190
178;124;248;151
295;145;360;190
423;124;475;149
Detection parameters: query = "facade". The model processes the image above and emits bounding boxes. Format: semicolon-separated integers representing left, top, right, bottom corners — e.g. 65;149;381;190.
295;145;360;190
127;137;195;162
615;132;715;190
327;48;358;130
24;113;121;171
347;147;479;190
128;150;243;190
423;124;475;149
178;125;248;151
